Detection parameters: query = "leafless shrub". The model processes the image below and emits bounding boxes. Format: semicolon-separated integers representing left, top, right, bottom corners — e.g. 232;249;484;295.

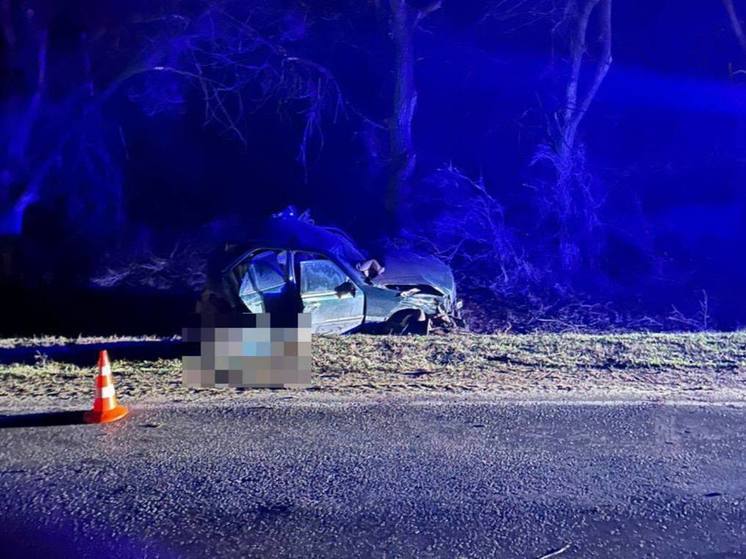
530;142;602;270
91;240;209;292
391;165;549;332
668;290;711;332
400;164;536;290
464;287;718;334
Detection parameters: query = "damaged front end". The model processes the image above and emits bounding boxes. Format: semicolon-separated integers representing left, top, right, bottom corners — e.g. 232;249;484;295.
379;276;465;332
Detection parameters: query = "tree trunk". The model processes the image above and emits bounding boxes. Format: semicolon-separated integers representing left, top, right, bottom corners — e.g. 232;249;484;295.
557;0;611;169
386;0;418;231
540;0;612;271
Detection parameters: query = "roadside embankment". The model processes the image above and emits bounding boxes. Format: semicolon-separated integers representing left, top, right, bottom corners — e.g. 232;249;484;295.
1;332;745;409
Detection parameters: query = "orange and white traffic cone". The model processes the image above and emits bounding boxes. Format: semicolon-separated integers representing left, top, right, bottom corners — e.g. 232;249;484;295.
84;350;128;424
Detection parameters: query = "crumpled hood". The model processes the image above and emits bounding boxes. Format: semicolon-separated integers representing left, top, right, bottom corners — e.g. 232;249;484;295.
371;250;455;298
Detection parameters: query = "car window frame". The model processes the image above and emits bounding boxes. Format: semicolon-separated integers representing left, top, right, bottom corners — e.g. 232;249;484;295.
302;262;348;296
292;251;351;296
234;248;290;294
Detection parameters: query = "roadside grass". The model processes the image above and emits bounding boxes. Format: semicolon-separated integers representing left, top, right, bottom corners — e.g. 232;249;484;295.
0;334;172;349
1;331;745;404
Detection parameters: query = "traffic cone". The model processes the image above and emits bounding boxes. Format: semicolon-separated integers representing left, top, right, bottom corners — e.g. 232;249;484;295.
84;350;128;424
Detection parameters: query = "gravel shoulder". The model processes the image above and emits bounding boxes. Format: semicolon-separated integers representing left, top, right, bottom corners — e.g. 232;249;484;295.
1;331;745;410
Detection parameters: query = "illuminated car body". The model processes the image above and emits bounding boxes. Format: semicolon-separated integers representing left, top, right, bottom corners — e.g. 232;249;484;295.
200;212;462;334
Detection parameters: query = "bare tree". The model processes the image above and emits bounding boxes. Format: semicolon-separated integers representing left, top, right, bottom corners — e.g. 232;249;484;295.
382;0;442;230
0;1;344;238
532;0;612;270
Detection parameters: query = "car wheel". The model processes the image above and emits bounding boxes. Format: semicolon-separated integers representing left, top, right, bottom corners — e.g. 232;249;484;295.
386;310;430;335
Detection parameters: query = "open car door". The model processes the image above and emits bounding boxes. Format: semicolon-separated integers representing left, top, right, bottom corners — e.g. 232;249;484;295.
238;250;289;313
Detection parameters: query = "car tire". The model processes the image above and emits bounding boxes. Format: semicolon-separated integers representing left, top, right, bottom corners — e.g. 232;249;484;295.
386;310;430;335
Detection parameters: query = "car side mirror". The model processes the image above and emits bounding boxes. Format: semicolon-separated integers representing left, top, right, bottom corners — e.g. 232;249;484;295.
335;280;357;299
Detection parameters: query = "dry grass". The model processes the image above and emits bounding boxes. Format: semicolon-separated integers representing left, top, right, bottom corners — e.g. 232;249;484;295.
1;332;745;408
0;335;170;349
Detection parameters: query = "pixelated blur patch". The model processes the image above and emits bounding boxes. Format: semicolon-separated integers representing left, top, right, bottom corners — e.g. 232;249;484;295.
182;313;312;388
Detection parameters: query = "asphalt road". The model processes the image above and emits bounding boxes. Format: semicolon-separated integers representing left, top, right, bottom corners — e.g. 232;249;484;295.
0;397;745;558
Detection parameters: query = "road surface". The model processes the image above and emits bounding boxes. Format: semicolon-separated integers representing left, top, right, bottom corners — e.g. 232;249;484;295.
1;397;745;558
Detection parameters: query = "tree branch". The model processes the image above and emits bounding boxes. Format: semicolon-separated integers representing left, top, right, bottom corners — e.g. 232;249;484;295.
563;0;599;126
567;0;611;149
558;0;611;155
415;0;443;26
723;0;746;56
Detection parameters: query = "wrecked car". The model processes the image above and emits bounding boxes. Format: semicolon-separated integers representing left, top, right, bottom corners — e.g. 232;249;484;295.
199;208;463;334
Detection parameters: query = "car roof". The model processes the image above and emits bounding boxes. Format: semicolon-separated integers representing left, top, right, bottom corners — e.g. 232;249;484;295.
222;216;367;274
